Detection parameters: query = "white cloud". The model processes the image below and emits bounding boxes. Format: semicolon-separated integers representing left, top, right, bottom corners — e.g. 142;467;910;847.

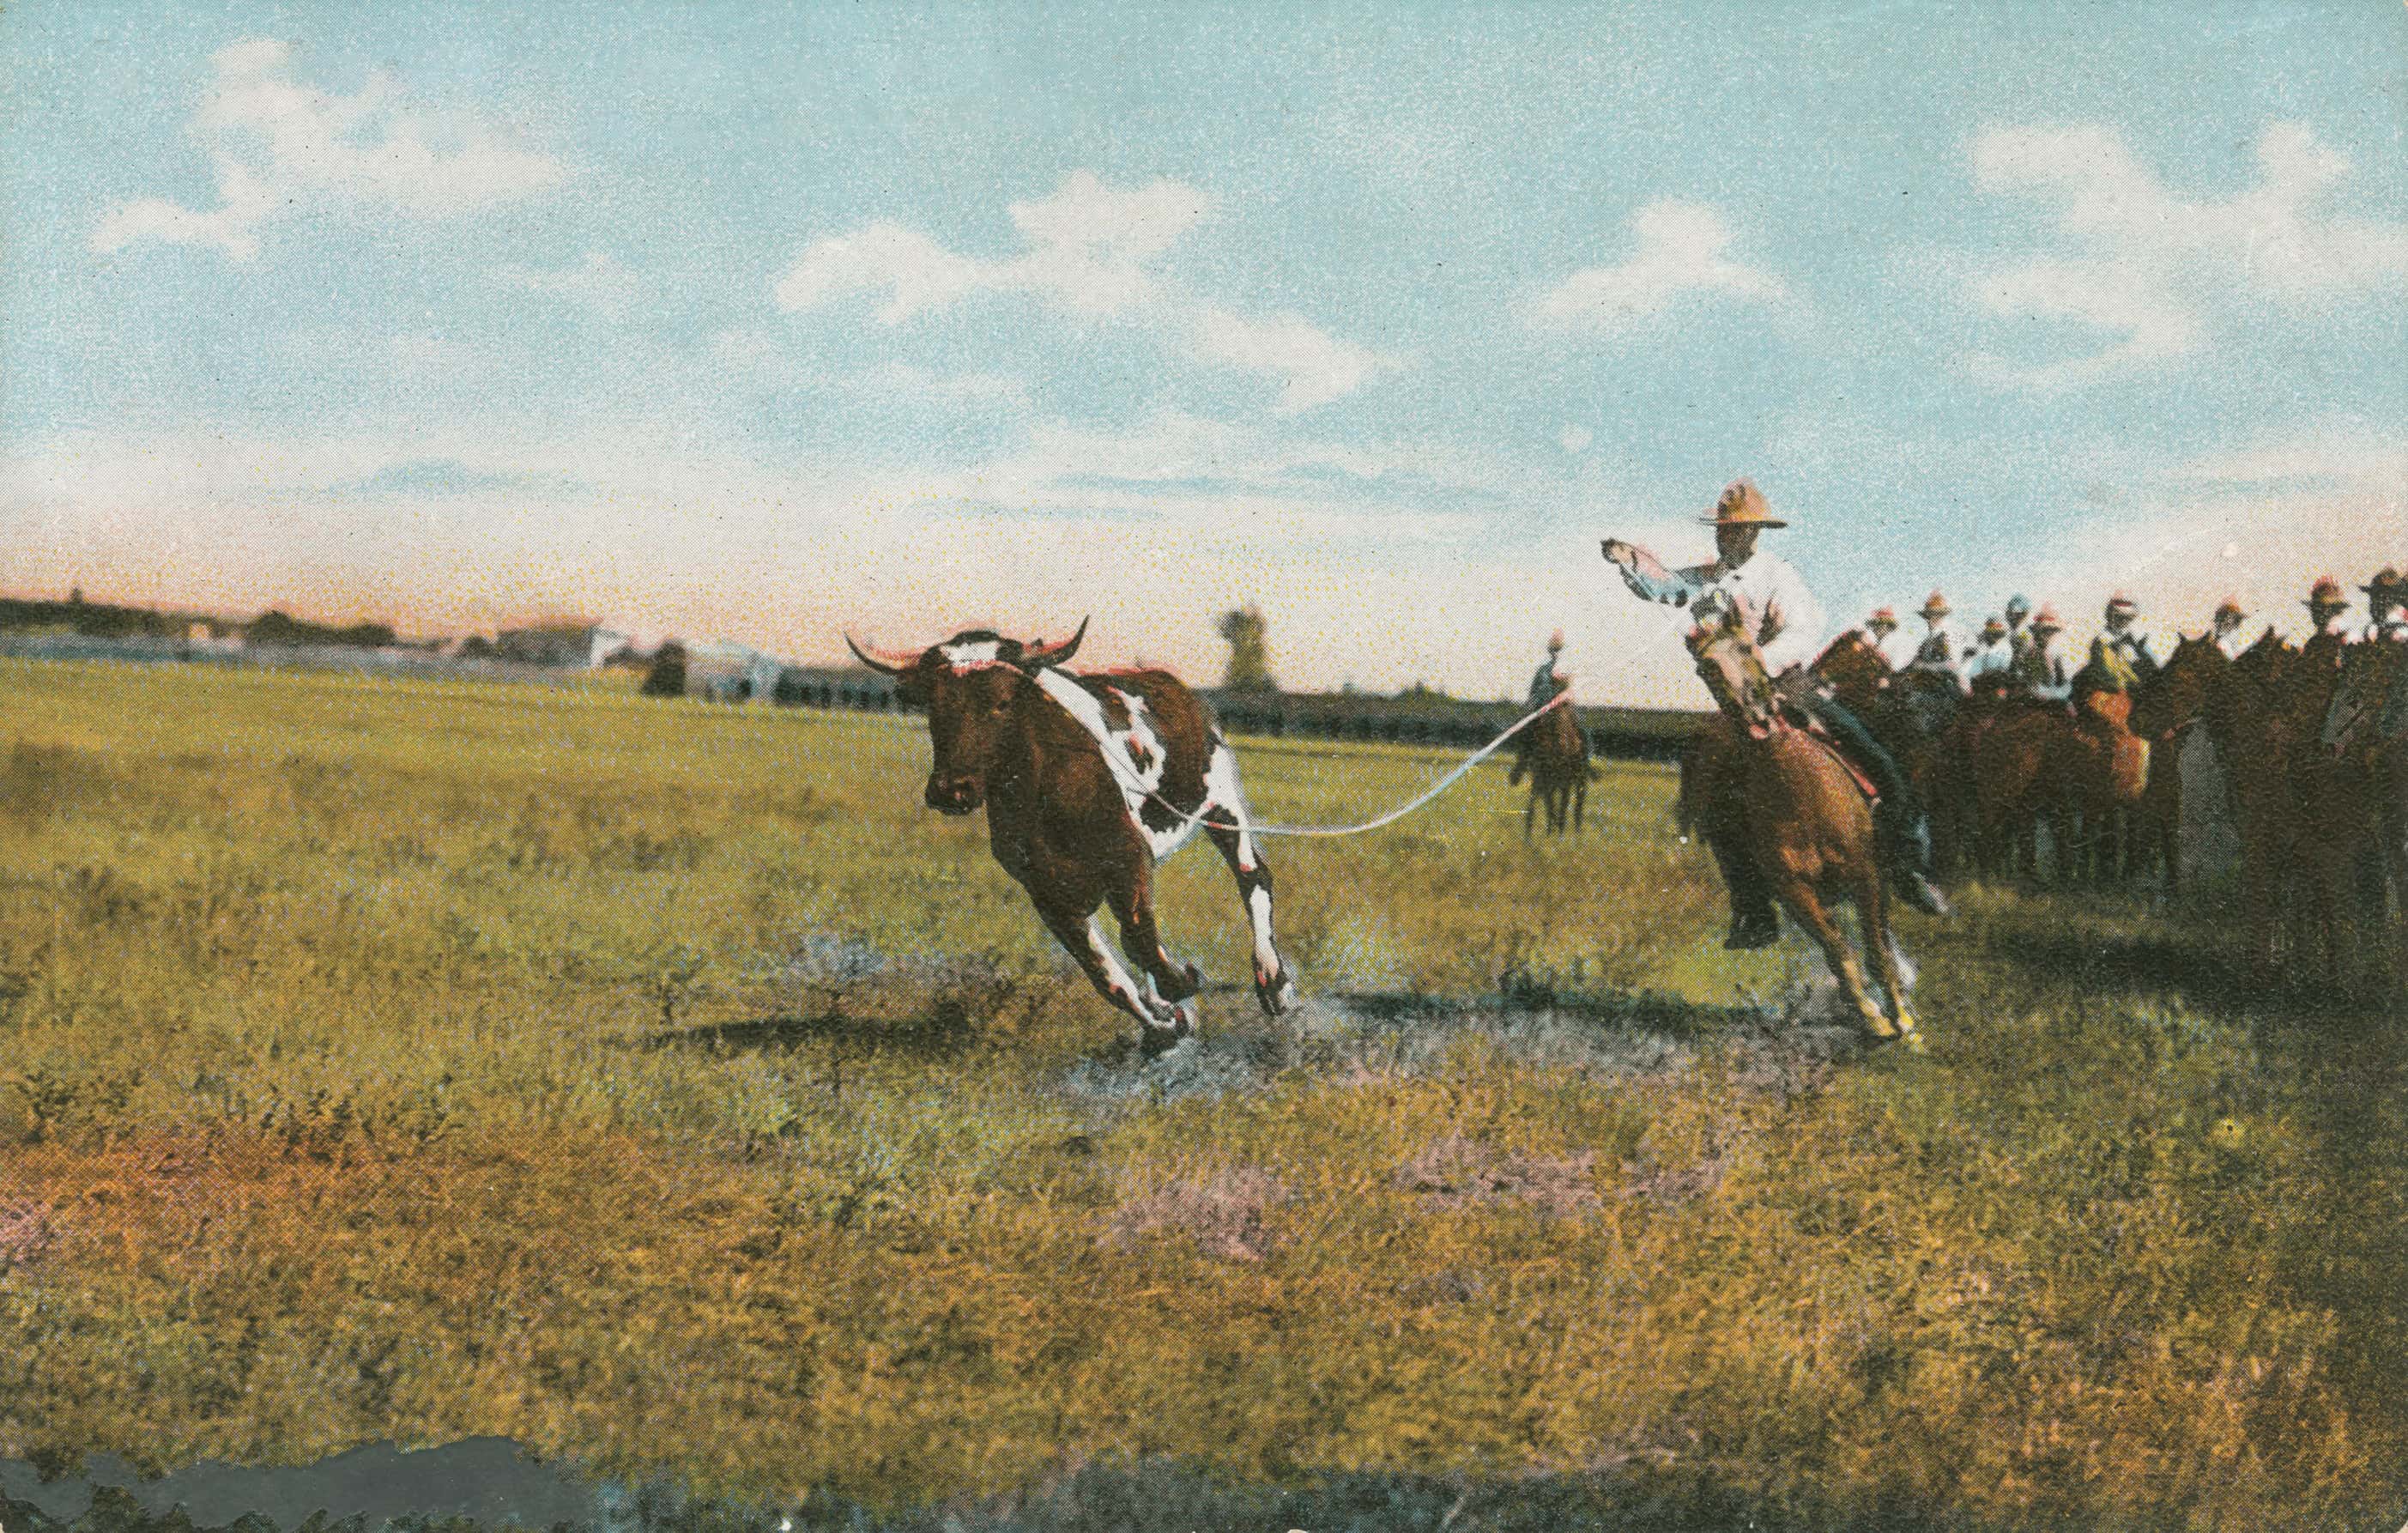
493;251;638;316
1190;309;1403;415
93;38;566;262
773;171;1209;321
771;171;1400;414
1558;424;1594;454
1964;122;2408;390
1532;201;1788;333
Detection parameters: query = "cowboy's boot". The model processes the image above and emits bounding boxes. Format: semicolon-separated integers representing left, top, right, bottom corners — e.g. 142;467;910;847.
1879;803;1954;918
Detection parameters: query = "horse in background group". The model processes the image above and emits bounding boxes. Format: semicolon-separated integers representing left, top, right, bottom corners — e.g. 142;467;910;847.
2320;636;2398;973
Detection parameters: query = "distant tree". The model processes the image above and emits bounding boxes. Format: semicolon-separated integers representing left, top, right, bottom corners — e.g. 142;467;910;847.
68;587;83;606
643;640;690;699
1216;604;1276;694
456;634;497;660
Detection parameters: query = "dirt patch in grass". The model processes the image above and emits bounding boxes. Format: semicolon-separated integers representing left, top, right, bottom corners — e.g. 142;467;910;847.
1394;1135;1600;1217
0;1201;56;1269
1103;1167;1288;1262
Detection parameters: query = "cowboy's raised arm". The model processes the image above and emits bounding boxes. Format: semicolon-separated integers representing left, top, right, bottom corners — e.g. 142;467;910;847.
1600;539;1705;605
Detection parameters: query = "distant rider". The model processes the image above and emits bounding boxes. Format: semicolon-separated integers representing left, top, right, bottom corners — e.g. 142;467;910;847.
2013;607;2073;704
1906;591;1970;695
2363;569;2407;644
1600;477;1951;946
2211;597;2248;661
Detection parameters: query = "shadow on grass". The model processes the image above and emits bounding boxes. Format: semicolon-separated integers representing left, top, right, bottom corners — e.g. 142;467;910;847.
3;1445;2122;1533
1981;922;2246;1010
644;1003;978;1061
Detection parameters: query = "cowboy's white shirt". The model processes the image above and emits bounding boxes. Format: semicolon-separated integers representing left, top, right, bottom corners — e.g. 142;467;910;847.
1968;639;2015;678
2213;629;2247;660
1619;548;1824;674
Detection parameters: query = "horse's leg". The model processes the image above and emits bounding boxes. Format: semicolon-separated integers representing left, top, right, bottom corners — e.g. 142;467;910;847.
1858;883;1923;1052
1786;882;1897;1040
1574;776;1588;833
1524;783;1537;839
1199;743;1298;1017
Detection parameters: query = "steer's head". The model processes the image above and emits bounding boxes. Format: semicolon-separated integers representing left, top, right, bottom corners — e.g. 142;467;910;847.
845;619;1089;815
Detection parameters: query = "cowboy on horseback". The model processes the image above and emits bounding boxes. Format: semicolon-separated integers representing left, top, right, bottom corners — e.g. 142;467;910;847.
1527;629;1571;708
1601;477;1951;939
2212;596;2248;661
2004;594;2036;666
2303;576;2352;670
1968;615;2014;690
2363;569;2407;644
1859;606;1904;667
2091;592;2159;688
1510;629;1589;784
1907;591;1970;694
2012;606;2073;703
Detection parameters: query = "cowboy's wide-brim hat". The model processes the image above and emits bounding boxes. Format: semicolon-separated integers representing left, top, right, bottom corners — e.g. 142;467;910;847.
2363;567;2404;595
1920;591;1951;618
1697;477;1786;529
2308;577;2346;608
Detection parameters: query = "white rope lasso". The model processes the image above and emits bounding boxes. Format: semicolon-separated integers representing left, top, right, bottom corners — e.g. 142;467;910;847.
1110;689;1580;839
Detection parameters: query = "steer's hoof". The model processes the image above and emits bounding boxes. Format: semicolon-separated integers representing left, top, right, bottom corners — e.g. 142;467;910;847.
1137;1020;1188;1060
1255;966;1300;1018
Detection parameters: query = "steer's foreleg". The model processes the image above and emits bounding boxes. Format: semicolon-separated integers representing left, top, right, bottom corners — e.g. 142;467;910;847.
1201;740;1298;1017
1105;858;1204;1011
1033;896;1190;1056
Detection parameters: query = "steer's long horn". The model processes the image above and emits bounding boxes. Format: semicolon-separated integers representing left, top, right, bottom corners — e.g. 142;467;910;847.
1019;615;1089;670
844;633;917;676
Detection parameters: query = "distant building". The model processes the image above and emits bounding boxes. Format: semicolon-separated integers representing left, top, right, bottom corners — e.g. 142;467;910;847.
681;640;784;702
493;621;632;668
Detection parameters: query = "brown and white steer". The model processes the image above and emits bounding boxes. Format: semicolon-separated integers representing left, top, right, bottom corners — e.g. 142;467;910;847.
847;619;1299;1054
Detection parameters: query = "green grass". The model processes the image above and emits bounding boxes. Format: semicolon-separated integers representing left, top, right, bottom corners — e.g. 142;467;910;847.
1;657;2404;1530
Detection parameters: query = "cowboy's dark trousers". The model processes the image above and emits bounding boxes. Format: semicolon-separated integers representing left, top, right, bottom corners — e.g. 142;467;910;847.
1800;694;1939;877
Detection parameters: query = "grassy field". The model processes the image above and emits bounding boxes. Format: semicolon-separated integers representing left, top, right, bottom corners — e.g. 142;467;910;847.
2;657;2405;1530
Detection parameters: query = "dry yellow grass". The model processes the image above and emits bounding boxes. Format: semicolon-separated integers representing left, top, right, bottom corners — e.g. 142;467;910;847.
2;657;2404;1530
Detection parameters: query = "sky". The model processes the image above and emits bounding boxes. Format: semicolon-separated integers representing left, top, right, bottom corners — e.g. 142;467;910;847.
3;0;2403;706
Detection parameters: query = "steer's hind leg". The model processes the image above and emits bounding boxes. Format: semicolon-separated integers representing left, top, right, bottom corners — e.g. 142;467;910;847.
1201;739;1298;1016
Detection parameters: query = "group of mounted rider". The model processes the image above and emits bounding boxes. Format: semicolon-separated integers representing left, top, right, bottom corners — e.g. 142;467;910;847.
1581;476;2406;992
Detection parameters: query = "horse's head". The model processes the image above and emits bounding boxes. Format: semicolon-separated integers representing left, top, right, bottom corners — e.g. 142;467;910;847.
1686;596;1782;738
2128;632;2223;739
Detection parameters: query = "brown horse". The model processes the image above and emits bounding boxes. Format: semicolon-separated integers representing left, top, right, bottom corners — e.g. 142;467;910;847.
1967;682;2151;886
1811;630;1892;717
1684;602;1921;1048
1510;697;1591;837
2301;639;2406;985
2198;630;2308;982
2126;634;2225;896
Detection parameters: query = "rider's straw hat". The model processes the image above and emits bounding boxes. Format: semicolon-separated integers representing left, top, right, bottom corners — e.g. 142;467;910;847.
1981;615;2007;635
2006;593;2032;619
2031;606;2064;632
1546;628;1566;651
1920;591;1951;619
1868;606;1897;626
2105;591;2139;616
1697;477;1786;529
2308;575;2346;609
